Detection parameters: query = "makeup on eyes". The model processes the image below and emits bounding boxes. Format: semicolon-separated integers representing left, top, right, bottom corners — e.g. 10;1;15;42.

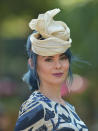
44;55;68;62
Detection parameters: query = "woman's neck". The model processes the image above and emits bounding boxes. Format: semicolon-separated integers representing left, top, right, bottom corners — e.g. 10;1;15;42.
38;83;65;105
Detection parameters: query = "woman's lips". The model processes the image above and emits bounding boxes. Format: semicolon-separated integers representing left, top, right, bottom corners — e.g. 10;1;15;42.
52;73;63;77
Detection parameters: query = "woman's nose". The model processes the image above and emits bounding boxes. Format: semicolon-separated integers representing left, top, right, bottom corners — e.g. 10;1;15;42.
55;61;61;69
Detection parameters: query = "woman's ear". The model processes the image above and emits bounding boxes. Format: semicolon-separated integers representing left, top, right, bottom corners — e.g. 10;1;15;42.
28;58;33;69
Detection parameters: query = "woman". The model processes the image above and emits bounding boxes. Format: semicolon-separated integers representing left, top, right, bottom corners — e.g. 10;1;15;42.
15;8;88;131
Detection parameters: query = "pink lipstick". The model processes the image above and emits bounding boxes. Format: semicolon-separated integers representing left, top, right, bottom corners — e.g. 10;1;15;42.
52;73;63;77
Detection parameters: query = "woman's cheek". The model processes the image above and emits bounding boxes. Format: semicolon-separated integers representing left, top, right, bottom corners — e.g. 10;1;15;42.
63;61;69;69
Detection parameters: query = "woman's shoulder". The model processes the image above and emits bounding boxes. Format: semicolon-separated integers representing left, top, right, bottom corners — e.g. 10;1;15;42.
18;91;45;117
15;91;47;130
66;101;76;112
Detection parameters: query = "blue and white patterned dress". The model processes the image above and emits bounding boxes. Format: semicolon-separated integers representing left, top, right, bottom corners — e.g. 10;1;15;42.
15;91;88;131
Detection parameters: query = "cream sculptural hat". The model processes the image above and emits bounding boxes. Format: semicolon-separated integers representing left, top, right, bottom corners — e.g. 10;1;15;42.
29;8;72;56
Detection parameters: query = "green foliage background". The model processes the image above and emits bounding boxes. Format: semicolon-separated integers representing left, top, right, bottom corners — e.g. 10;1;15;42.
0;0;98;130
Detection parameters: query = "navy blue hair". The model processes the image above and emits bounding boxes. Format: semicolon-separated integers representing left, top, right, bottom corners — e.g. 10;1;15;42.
23;33;73;91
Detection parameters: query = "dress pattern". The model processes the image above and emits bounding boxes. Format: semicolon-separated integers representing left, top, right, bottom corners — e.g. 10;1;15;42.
15;91;88;131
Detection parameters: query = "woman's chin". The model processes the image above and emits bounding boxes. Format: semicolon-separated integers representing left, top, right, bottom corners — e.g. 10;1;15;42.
51;78;65;85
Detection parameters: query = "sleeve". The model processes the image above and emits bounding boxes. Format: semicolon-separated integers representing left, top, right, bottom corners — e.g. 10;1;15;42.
14;102;47;131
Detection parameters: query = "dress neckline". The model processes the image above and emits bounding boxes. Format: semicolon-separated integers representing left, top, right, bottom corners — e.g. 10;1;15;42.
34;90;68;108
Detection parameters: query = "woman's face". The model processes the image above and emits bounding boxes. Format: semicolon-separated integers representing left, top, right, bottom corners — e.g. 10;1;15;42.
37;53;69;86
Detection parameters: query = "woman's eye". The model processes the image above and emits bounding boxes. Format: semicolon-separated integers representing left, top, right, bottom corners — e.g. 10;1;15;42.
45;58;53;62
60;56;68;60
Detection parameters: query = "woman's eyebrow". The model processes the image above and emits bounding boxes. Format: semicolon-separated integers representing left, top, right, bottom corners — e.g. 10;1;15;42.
42;56;53;58
42;53;65;58
60;53;65;57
